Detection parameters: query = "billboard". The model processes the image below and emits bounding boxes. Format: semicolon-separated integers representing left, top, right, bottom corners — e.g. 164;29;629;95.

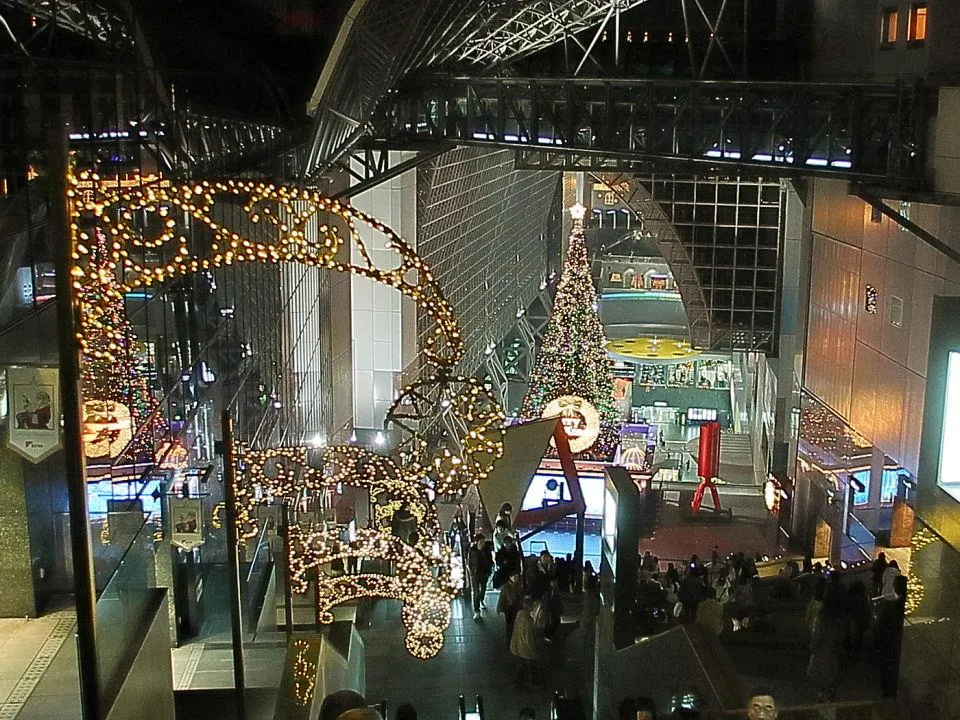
6;367;60;462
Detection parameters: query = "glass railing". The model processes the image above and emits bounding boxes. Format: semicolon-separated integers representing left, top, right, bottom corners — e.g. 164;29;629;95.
94;515;158;704
843;513;875;566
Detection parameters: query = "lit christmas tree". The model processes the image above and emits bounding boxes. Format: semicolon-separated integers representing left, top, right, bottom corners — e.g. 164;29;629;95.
519;204;620;460
78;226;162;460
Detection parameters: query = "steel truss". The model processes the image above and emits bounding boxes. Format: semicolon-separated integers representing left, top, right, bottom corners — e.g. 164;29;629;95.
0;0;130;49
372;76;926;187
594;172;712;348
0;60;303;192
302;0;648;177
330;144;451;200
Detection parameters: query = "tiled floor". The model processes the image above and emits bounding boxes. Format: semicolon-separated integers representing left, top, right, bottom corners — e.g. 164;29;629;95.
361;590;573;720
0;612;79;720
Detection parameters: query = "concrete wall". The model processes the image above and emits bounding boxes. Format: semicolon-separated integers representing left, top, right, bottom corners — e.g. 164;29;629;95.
105;589;174;720
0;442;36;616
809;0;960;83
804;178;960;477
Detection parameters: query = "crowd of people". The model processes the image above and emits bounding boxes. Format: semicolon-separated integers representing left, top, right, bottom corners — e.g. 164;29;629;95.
630;547;767;638
461;502;586;690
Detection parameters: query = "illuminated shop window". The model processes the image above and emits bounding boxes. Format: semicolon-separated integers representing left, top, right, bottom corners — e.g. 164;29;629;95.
938;351;960;494
865;284;878;314
881;7;899;46
909;4;927;43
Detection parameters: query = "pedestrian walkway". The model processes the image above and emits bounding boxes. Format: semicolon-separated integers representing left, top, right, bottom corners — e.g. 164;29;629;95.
360;591;566;720
0;611;79;720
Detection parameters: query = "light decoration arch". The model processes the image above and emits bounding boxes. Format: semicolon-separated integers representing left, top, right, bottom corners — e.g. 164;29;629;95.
68;171;504;658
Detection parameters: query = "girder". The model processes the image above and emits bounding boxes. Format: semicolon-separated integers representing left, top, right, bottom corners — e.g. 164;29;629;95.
0;0;130;48
303;0;649;176
0;60;303;192
372;76;926;187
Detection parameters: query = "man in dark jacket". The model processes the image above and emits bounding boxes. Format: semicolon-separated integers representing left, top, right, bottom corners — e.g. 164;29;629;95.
468;533;494;620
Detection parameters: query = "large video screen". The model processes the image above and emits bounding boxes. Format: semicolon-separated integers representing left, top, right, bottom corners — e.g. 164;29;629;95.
939;351;960;491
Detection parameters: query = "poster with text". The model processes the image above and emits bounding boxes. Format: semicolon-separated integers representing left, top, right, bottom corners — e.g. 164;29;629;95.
7;367;60;462
170;497;204;550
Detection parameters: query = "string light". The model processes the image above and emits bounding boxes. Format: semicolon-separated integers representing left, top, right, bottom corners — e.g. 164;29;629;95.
68;172;464;369
68;170;503;658
386;374;505;495
292;640;316;706
287;525;458;658
519;205;621;459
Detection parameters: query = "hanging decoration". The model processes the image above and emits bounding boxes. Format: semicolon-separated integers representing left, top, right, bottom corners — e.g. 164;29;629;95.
519;204;621;459
69;171;504;658
385;374;504;495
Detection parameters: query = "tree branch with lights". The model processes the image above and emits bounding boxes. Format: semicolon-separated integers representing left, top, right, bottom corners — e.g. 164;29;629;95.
519;203;621;460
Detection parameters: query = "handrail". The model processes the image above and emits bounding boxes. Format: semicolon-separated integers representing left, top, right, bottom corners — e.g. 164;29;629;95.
95;514;150;599
245;515;272;584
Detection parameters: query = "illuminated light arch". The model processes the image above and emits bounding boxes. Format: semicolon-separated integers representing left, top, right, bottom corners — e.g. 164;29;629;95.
68;171;502;657
287;525;457;658
68;173;463;368
386;374;505;496
234;444;438;539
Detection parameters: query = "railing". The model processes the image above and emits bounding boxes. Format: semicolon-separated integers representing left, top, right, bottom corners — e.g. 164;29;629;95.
93;516;157;706
373;76;926;186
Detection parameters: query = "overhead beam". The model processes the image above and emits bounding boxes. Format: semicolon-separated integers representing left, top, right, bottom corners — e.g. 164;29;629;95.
857;193;960;267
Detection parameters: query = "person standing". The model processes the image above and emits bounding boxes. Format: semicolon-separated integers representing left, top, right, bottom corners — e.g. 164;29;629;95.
391;502;417;544
510;596;543;689
871;552;888;597
498;570;523;640
468;533;494;620
880;560;902;601
493;518;514;553
807;587;847;702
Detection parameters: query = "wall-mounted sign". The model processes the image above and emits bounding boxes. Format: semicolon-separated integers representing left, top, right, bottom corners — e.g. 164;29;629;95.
687;407;718;422
6;367;61;462
171;497;204;550
543;395;601;453
82;400;133;458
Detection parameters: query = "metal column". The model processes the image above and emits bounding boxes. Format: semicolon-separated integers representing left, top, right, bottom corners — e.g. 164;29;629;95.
51;111;102;719
221;412;247;719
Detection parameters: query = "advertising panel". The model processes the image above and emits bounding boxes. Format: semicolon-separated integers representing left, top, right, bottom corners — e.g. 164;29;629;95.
6;367;61;462
170;497;204;550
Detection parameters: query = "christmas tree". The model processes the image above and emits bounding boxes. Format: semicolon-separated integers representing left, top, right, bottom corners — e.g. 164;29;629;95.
78;226;162;459
519;204;620;459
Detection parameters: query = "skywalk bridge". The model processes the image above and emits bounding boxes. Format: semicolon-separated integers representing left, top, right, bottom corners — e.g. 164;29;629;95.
369;76;927;188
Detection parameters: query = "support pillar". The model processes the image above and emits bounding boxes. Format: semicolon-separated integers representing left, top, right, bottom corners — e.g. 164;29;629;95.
221;412;247;719
52;110;101;719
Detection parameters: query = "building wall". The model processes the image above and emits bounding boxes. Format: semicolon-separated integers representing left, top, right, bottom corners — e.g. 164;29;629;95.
809;0;960;82
416;148;558;374
804;178;960;476
350;155;418;431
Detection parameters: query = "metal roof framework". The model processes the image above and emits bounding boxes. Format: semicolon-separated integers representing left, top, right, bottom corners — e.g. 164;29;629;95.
302;0;649;179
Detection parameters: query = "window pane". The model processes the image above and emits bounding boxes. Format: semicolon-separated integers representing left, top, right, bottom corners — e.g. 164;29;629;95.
883;9;899;44
910;5;927;41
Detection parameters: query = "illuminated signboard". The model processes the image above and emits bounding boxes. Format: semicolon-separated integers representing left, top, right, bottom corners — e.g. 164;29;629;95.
687;407;718;422
938;351;960;490
542;394;601;453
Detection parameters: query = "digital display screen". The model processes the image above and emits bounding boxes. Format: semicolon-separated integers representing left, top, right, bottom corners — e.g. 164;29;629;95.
939;351;960;490
603;487;618;551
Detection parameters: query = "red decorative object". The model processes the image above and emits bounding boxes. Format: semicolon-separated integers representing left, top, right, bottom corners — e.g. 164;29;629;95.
693;422;722;514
